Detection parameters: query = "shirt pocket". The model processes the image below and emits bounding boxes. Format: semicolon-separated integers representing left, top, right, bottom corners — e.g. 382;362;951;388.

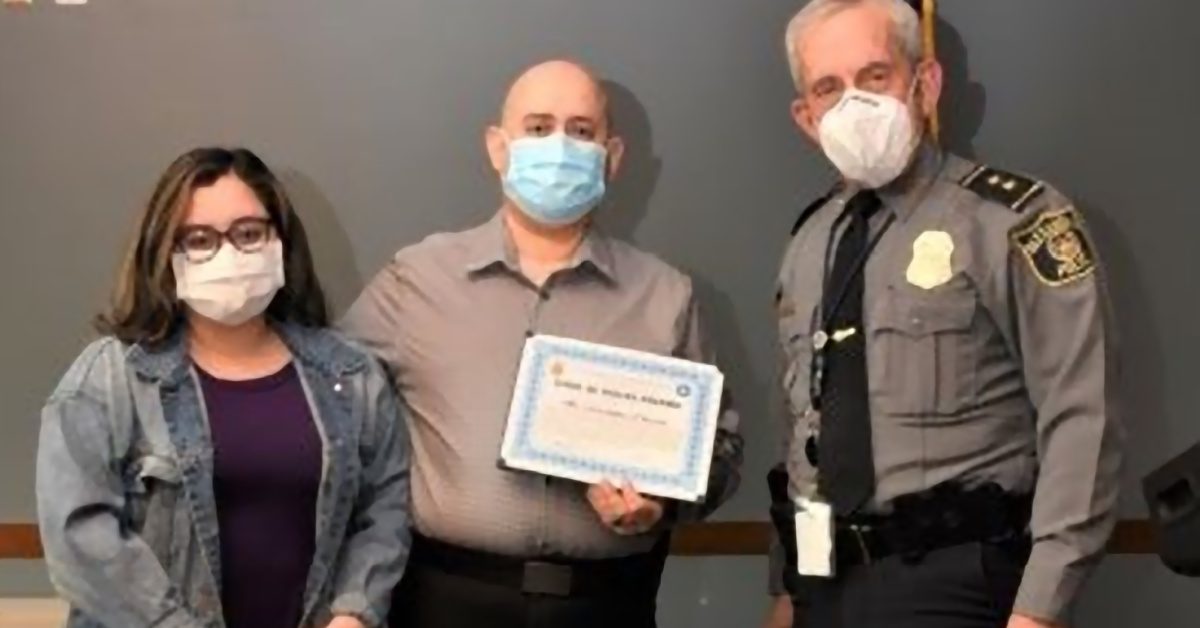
869;289;978;417
126;454;184;562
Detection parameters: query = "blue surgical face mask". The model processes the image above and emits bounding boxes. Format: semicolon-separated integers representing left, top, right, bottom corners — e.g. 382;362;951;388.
502;133;608;226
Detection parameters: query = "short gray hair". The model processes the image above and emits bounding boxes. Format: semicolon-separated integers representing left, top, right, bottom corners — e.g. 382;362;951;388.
784;0;922;93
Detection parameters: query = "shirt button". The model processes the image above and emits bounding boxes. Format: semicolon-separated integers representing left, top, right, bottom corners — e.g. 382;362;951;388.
539;291;550;301
525;330;534;338
333;382;343;393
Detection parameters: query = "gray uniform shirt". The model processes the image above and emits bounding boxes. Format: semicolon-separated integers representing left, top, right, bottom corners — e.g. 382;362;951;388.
771;146;1122;623
343;212;743;560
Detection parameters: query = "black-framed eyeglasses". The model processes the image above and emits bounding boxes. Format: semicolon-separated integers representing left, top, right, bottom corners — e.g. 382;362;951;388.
174;216;275;264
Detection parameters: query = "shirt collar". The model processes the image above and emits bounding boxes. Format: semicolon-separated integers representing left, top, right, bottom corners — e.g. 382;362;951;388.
463;211;618;284
875;142;946;222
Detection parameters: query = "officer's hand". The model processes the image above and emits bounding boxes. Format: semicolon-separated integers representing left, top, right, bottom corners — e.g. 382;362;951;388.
1007;614;1061;628
325;616;366;628
587;480;664;535
762;594;795;628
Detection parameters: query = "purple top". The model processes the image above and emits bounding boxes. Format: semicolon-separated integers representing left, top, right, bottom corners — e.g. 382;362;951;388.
198;363;322;628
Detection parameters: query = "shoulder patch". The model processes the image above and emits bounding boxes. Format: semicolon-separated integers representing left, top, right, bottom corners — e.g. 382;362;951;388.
1011;207;1095;286
791;182;843;235
960;165;1045;212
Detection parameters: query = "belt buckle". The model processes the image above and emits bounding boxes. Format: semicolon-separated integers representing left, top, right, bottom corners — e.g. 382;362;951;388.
848;524;873;565
522;561;573;597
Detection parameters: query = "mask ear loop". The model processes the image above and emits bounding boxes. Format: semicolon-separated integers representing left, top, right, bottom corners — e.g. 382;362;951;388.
897;74;926;159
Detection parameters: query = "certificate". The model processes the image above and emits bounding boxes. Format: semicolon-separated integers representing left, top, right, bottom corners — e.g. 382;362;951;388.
499;335;724;502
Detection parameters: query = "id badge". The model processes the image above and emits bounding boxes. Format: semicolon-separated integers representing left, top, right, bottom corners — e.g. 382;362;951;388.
794;497;835;577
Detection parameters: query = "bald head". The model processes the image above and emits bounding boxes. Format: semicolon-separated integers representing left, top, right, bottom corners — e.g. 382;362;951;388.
485;59;625;187
498;60;612;138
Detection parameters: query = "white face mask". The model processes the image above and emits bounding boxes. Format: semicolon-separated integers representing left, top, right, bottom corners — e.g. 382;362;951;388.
173;239;285;326
817;83;921;189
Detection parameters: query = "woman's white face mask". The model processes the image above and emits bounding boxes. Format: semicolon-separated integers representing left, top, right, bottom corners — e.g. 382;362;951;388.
173;239;285;326
817;80;922;189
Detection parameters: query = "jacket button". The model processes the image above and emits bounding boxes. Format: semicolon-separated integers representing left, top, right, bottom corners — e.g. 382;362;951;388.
333;382;343;393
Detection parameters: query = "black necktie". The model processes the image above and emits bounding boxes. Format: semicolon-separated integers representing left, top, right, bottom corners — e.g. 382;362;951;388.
817;190;881;516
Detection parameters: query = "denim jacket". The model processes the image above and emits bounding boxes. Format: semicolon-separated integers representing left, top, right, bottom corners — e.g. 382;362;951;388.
36;323;411;628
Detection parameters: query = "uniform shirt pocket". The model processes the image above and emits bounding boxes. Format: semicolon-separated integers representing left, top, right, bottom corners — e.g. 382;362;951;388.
869;289;978;417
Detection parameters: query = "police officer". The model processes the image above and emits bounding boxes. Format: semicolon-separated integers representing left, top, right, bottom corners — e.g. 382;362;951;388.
763;2;1123;627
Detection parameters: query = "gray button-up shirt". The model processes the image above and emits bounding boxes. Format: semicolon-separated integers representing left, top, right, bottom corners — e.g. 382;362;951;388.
342;212;743;559
771;146;1123;622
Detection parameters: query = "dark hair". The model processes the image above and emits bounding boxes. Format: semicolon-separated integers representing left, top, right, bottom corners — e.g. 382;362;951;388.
95;147;329;344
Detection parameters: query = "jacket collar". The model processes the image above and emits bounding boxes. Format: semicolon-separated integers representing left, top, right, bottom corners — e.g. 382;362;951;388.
127;321;366;386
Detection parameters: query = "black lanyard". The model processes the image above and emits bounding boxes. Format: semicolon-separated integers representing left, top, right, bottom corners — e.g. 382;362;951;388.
808;207;895;411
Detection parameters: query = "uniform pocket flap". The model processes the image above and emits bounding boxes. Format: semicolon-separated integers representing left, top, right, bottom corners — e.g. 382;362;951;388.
875;293;976;337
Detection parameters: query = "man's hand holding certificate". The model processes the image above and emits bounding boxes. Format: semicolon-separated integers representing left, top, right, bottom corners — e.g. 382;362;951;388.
586;479;667;535
500;335;725;504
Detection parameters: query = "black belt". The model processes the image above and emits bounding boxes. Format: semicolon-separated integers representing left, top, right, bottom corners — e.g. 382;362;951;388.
409;533;660;597
834;483;1033;566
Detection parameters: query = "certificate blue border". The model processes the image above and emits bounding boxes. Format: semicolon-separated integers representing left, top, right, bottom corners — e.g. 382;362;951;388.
507;339;718;497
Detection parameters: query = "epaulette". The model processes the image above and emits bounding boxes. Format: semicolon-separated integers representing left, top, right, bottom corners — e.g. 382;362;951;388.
791;182;843;235
959;165;1045;212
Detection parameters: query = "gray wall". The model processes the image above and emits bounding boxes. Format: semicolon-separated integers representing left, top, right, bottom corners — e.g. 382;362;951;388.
1;0;1197;625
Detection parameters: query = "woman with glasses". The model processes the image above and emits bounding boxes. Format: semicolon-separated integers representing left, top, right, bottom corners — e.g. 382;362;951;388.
36;147;411;628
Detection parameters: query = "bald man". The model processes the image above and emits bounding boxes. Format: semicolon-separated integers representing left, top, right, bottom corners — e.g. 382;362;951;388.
342;60;743;628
